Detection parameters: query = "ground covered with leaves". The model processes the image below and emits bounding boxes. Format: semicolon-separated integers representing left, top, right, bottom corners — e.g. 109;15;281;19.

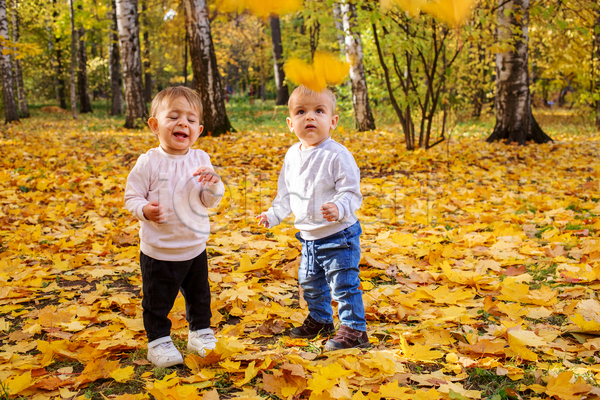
1;112;600;400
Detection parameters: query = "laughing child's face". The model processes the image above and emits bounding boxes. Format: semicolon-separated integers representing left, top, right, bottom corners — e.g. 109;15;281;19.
148;96;203;155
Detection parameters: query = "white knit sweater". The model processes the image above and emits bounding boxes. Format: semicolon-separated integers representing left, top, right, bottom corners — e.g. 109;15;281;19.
124;146;224;261
265;138;362;240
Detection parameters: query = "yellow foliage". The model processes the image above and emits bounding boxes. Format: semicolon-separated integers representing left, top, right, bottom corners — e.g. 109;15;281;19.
383;0;476;27
284;52;350;92
215;0;301;17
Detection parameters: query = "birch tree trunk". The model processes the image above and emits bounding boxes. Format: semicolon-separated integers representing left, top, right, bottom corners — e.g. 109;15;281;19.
183;0;233;136
340;0;375;131
486;0;551;144
269;15;288;105
109;0;123;115
116;0;147;128
0;0;17;123
68;0;77;119
332;2;346;56
77;25;92;113
11;0;28;118
142;0;152;102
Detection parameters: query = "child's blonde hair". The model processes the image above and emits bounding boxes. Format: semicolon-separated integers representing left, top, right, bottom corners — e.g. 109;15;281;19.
150;86;203;120
288;85;337;114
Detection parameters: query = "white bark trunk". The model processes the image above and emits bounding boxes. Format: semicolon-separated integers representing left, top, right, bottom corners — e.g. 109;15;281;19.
116;0;147;128
340;0;375;131
488;0;551;144
0;0;18;122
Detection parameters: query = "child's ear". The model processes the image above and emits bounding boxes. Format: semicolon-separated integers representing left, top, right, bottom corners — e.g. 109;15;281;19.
148;117;158;133
198;125;204;135
330;114;339;130
286;117;294;132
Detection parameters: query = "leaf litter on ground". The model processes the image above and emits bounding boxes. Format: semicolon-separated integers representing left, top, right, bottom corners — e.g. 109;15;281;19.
0;115;600;399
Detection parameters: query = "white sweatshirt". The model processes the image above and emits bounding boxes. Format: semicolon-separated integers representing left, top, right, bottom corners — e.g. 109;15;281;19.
265;138;362;240
124;147;224;261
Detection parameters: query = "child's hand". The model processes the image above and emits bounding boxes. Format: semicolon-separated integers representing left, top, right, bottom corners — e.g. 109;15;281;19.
256;213;270;228
321;203;339;222
193;166;220;186
143;201;166;223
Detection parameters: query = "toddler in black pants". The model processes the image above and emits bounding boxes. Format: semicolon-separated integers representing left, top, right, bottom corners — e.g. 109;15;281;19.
124;87;224;367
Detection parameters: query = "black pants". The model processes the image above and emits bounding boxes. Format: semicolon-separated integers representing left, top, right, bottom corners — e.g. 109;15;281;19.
140;251;212;342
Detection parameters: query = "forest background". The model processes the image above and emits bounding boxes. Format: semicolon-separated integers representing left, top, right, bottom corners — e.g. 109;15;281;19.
1;0;600;399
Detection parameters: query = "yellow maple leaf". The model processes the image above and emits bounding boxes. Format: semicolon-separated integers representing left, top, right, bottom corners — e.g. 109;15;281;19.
2;371;33;395
110;366;135;383
215;0;301;17
545;371;592;400
400;336;443;362
379;380;413;398
569;313;600;333
385;0;475;26
284;52;349;92
235;360;261;386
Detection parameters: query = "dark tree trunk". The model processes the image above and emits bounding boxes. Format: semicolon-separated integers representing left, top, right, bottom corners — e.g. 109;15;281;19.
116;0;148;128
77;26;93;113
184;30;188;86
487;0;551;144
340;0;376;131
269;15;288;105
11;0;28;118
68;0;77;119
0;0;17;123
52;0;67;109
142;0;152;102
183;0;233;136
109;0;124;115
46;25;60;103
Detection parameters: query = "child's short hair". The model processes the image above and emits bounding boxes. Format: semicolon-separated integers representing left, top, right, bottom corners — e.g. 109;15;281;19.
288;85;337;114
150;86;203;120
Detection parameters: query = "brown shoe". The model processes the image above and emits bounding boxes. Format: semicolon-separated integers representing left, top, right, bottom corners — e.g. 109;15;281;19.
324;325;369;351
290;315;335;339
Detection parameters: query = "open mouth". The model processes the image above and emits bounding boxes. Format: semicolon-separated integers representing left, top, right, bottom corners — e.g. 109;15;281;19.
305;124;316;129
173;132;189;139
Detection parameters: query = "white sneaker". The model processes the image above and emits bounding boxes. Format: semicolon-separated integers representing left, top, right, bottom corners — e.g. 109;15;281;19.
147;337;183;368
188;328;217;357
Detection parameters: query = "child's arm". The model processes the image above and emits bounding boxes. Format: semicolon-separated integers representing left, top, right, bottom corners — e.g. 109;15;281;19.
327;152;362;222
124;154;153;222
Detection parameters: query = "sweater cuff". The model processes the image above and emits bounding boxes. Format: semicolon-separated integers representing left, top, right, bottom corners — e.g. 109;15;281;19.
265;210;281;228
136;203;149;221
333;201;347;223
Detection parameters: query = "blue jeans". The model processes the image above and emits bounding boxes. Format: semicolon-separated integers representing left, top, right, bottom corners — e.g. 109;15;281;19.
295;222;366;331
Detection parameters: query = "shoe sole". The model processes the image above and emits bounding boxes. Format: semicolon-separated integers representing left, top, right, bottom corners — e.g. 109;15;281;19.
148;357;183;368
324;342;370;352
290;331;336;340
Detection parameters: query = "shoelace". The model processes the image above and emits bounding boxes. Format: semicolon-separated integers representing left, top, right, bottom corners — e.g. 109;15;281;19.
199;334;217;342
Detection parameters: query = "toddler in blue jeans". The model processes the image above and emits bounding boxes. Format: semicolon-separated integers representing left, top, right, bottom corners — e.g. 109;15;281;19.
257;85;368;351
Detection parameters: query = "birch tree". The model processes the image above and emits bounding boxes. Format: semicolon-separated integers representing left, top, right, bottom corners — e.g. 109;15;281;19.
183;0;233;136
0;0;18;123
339;0;375;131
109;0;123;115
11;0;28;118
116;0;147;128
269;15;288;105
486;0;551;144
